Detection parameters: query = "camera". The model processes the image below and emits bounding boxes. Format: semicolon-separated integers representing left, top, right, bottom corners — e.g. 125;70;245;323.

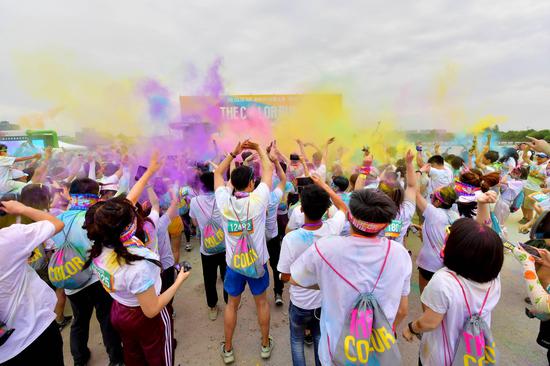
174;261;192;273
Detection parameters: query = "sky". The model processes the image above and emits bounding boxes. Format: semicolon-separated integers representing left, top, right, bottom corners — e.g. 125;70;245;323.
1;0;549;133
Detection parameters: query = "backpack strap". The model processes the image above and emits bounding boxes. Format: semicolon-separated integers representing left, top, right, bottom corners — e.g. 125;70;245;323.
447;271;492;317
229;199;250;233
314;238;391;294
196;195;216;218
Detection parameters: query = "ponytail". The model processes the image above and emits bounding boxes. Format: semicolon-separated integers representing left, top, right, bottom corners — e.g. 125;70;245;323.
480;172;500;193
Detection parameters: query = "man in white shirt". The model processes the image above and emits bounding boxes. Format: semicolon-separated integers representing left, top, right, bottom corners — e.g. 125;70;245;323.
0;200;64;365
0;143;41;195
278;175;347;366
289;189;412;365
214;140;274;364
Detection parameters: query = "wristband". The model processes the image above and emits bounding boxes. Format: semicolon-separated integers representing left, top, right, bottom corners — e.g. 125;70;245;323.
416;170;423;175
416;146;423;152
229;152;237;159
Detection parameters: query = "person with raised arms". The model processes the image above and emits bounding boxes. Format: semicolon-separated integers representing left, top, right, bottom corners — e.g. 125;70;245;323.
214;140;274;364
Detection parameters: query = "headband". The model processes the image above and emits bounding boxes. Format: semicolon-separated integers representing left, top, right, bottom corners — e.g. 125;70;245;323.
454;179;480;197
70;194;99;211
347;212;388;234
433;190;446;204
120;218;138;243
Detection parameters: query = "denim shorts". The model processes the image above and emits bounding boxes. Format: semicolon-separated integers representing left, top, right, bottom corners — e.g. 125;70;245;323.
224;264;269;297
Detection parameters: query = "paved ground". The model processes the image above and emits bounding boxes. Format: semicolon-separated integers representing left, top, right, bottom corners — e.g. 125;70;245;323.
61;211;548;365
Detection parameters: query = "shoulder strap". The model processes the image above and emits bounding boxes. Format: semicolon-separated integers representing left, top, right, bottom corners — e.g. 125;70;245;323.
145;257;162;268
60;213;79;247
447;271;492;316
229;199;250;233
195;196;210;217
315;238;391;294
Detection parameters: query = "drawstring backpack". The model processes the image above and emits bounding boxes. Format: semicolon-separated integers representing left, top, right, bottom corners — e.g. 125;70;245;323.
316;239;402;365
509;191;524;213
48;214;93;289
196;197;225;254
229;200;265;279
441;271;497;366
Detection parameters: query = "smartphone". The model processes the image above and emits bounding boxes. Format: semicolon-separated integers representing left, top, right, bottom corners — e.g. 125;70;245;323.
175;261;192;273
290;154;300;161
520;243;541;259
134;165;148;181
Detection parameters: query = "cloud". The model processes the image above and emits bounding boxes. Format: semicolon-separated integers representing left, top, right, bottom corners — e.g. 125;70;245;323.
0;0;549;132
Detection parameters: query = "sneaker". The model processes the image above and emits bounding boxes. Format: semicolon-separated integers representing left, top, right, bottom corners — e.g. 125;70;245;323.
185;243;192;252
518;217;529;225
275;294;283;307
57;315;72;331
304;333;313;346
209;306;219;321
221;343;235;364
260;336;274;359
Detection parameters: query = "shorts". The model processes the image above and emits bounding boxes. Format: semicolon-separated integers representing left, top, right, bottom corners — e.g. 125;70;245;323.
418;267;435;281
168;216;184;236
523;188;537;210
224;264;269;297
538;320;550;349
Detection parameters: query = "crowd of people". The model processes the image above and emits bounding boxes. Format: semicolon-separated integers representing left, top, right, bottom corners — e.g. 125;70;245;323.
0;134;550;366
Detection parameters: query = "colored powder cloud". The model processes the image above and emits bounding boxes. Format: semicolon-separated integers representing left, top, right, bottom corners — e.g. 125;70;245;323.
13;50;149;137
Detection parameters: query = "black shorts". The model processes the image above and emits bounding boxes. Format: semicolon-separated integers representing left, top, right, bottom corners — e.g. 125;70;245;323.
538;320;550;349
418;267;435;281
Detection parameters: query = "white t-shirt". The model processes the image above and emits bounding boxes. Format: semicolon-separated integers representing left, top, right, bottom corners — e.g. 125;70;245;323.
0;221;57;363
91;245;162;307
190;193;225;256
378;199;415;244
287;204;338;231
311;164;327;182
99;174;120;192
420;269;501;366
215;183;270;266
291;236;412;365
278;211;346;310
157;214;175;270
428;166;454;193
143;210;160;254
418;204;459;273
0;156;16;194
265;188;283;240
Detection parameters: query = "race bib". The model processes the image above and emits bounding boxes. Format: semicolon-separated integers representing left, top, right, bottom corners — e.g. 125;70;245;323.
92;263;115;293
384;219;403;238
228;219;254;236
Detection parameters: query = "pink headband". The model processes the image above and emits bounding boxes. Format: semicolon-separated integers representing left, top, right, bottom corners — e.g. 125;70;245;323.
433;190;446;204
347;212;388;233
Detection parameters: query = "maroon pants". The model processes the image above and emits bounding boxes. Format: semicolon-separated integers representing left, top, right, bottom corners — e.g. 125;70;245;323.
110;301;173;366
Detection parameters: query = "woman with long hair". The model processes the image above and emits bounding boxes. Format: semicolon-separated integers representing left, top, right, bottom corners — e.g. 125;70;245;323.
84;196;190;366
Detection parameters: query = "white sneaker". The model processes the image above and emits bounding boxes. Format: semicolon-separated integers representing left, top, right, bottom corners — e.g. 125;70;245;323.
209;306;219;321
275;294;283;307
260;336;274;359
221;343;235;364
